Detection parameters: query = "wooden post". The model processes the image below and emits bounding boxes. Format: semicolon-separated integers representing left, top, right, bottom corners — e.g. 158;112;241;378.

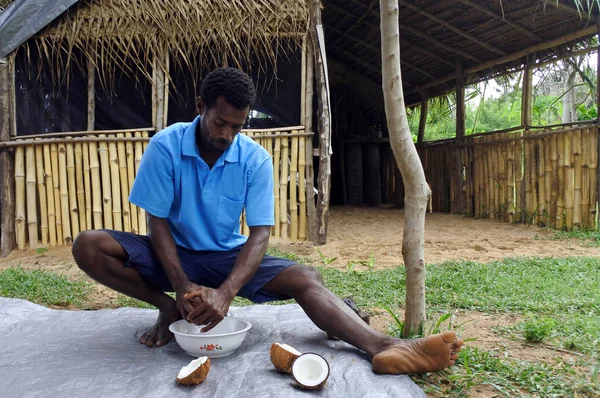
0;58;16;256
154;52;166;132
305;38;317;243
596;33;600;227
522;55;533;129
87;56;95;131
455;62;465;214
417;99;428;143
310;0;332;245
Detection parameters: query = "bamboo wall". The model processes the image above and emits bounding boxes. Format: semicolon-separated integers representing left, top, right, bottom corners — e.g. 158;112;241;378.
8;128;310;249
388;126;599;230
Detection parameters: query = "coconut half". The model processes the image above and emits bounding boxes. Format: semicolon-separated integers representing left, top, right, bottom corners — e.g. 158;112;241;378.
270;342;302;374
176;356;210;385
291;353;330;390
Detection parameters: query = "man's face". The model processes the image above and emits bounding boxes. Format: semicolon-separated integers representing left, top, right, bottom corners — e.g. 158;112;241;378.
197;96;249;152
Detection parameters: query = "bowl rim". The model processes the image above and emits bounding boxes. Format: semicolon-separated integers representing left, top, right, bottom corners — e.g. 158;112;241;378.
168;317;252;338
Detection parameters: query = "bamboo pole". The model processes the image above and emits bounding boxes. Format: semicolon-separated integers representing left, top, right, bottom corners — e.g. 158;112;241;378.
66;141;80;239
299;135;307;240
43;145;57;246
523;131;533;223
573;130;582;229
35;143;48;245
486;135;494;218
142;131;149;151
506;135;515;223
14;147;26;249
473;137;480;216
74;143;86;232
89;141;102;229
125;132;139;234
25;146;38;248
280;136;289;239
108;141;122;231
51;144;63;243
0;59;16;256
163;53;170;128
580;129;590;229
305;39;317;243
116;134;131;232
290;134;299;241
58;143;72;244
82;141;92;230
273;136;281;238
543;136;553;227
98;135;113;230
499;135;507;220
87;55;95;131
135;131;147;235
537;136;546;226
515;132;524;223
551;133;559;227
556;133;566;228
263;134;274;237
589;127;598;228
564;132;575;229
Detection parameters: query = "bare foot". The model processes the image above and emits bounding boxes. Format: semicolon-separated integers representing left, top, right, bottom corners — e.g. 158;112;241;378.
372;331;464;374
139;302;181;347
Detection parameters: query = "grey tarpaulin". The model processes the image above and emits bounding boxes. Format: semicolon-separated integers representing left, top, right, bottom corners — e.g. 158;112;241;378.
0;0;80;59
0;298;425;398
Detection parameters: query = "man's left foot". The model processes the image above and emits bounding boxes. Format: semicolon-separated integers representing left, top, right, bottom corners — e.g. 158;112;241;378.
139;302;181;347
371;331;464;374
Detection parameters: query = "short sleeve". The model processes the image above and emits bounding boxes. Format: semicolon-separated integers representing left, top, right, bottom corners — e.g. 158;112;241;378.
129;139;174;218
245;156;275;226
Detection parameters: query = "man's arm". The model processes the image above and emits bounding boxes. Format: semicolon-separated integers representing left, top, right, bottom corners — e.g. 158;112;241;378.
185;225;271;330
147;213;202;319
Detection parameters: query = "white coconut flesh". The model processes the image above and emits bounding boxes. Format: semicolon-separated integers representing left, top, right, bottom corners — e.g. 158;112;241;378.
292;353;330;389
177;356;208;379
275;343;302;356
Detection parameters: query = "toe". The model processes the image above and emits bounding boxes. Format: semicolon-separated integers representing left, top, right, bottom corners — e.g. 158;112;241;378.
450;353;459;361
441;331;457;344
448;360;456;366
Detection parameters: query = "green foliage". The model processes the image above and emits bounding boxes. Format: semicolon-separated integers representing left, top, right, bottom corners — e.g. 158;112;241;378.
315;248;336;265
0;266;89;307
577;103;598;120
523;317;556;343
35;247;48;257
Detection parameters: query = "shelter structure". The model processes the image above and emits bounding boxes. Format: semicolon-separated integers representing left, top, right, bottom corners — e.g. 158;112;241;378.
2;0;600;257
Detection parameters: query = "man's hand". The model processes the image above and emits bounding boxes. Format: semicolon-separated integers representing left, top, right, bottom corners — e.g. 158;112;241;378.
175;282;206;321
183;287;234;332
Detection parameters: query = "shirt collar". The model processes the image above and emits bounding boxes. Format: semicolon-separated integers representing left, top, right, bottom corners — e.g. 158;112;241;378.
181;115;240;163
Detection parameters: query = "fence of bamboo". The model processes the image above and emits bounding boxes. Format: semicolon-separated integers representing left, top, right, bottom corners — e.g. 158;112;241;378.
6;127;311;249
387;126;598;230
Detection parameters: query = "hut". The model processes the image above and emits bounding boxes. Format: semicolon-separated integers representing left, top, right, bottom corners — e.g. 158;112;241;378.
2;0;600;256
0;0;333;256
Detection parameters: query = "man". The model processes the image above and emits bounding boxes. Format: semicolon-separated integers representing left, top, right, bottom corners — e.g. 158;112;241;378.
72;67;462;375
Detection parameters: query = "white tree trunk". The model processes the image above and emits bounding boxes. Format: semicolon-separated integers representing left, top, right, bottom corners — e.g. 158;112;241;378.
380;0;431;336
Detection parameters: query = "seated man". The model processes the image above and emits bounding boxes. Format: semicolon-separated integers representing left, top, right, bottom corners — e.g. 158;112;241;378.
72;67;462;375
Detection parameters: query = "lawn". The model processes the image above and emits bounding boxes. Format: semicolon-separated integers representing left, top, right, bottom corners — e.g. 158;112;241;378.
1;252;598;397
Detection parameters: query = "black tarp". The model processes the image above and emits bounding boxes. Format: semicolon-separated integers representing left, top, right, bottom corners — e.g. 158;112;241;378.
0;0;79;59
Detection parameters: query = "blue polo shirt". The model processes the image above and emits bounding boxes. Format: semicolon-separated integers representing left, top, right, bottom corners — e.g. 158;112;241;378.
129;116;274;251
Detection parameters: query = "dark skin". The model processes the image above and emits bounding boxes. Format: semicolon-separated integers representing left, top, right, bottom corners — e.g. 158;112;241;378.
72;94;463;374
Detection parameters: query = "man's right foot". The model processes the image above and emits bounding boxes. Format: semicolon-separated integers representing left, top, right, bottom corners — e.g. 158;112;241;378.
139;302;181;347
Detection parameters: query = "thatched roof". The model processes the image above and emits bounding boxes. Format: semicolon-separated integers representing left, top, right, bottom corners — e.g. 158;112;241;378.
8;0;307;87
324;0;600;115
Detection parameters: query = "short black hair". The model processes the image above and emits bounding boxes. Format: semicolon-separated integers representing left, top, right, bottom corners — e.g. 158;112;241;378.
200;67;256;110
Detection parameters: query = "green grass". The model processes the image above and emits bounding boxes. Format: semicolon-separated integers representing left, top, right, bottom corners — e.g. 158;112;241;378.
0;266;90;307
550;228;600;247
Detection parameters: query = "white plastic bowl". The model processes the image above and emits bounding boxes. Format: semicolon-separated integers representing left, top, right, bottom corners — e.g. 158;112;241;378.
169;317;252;358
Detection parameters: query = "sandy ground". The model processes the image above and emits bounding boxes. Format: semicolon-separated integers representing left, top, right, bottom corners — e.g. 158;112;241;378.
270;206;600;269
0;206;594;396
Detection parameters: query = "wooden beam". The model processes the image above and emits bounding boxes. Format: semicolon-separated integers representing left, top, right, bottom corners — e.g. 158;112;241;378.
456;62;466;139
310;0;332;245
330;0;378;48
417;99;428;143
0;57;16;257
406;25;598;95
398;0;506;55
327;25;434;79
305;38;317;243
87;56;95;131
404;43;455;68
458;0;543;42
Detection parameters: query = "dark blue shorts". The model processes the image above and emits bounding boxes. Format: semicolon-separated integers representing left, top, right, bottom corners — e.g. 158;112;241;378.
103;230;296;304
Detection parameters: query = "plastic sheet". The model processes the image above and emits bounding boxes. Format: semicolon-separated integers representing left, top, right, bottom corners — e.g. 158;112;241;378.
0;298;425;397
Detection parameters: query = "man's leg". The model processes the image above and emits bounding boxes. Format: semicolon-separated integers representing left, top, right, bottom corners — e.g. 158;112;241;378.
262;264;463;374
72;230;180;347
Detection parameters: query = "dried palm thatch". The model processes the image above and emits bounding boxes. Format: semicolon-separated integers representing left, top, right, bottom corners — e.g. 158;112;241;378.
23;0;308;90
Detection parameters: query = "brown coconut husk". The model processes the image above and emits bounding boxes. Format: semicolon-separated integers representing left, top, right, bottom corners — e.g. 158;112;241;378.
176;357;211;386
270;342;302;374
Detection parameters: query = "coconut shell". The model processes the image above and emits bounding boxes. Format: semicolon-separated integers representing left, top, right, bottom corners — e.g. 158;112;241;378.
292;352;330;391
176;357;211;386
270;342;301;374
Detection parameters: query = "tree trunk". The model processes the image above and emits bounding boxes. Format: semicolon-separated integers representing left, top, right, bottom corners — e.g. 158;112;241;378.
380;0;431;336
562;66;577;124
